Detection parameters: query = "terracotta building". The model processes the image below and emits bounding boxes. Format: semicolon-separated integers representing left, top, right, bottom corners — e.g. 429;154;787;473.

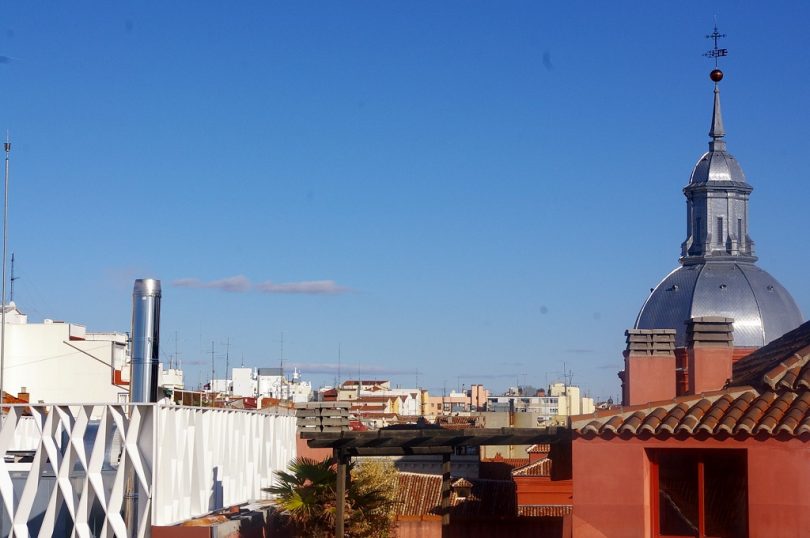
573;319;810;537
512;444;573;515
571;35;808;537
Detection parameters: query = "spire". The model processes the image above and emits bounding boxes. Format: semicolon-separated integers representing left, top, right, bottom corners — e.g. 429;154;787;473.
708;84;726;151
680;24;756;264
704;24;728;152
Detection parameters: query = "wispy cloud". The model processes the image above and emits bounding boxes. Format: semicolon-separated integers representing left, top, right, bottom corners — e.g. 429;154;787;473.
256;280;347;295
172;275;251;293
172;275;350;295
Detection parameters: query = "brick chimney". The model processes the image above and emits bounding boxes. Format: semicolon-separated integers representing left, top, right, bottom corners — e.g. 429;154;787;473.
622;329;676;406
687;316;734;395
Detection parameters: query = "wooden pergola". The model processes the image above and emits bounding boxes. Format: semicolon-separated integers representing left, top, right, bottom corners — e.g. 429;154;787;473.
302;426;570;537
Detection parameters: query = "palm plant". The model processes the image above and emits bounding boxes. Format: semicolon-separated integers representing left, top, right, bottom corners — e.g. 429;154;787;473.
266;457;398;537
265;457;338;536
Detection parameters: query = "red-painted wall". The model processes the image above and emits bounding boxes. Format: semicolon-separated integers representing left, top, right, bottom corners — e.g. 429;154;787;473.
624;354;676;406
514;476;573;506
688;345;732;395
572;435;810;537
296;434;332;461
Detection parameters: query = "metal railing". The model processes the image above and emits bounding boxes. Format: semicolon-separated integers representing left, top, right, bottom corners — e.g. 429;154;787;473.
0;403;297;537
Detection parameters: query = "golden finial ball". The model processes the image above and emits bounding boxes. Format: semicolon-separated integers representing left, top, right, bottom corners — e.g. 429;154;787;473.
710;69;724;82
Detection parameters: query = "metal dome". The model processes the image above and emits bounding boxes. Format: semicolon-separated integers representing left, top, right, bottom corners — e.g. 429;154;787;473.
635;262;803;348
636;71;804;346
689;150;747;185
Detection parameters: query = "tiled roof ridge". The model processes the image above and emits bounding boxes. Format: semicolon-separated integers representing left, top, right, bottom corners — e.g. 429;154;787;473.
511;458;552;477
571;387;755;431
516;505;573;517
732;321;810;387
574;386;810;438
398;471;442;478
761;347;810;391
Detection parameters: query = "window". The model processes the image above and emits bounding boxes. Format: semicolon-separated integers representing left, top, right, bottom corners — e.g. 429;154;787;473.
716;217;724;244
649;449;747;538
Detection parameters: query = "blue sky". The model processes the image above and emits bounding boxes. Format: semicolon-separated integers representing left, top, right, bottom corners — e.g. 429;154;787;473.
2;2;809;401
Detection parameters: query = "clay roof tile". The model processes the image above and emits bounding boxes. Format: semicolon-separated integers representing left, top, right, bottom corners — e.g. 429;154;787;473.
619;411;647;435
580;420;603;435
797;364;810;391
756;392;797;435
797;412;810;436
639;407;669;434
736;392;777;434
676;399;712;435
602;415;625;434
774;393;810;435
659;403;689;434
696;394;734;434
716;392;756;434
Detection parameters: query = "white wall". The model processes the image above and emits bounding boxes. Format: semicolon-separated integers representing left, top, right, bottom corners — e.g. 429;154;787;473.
4;322;129;403
232;367;255;397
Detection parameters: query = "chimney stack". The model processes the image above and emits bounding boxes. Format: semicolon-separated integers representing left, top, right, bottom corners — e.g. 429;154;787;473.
687;316;734;395
129;279;161;403
622;329;676;406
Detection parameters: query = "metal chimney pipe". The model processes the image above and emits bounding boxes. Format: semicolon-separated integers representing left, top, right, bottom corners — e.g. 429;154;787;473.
129;278;161;403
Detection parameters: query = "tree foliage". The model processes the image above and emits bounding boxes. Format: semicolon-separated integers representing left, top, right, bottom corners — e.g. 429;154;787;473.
265;456;399;537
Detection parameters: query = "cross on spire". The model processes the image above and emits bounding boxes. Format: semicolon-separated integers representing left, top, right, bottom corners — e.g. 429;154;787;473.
704;25;728;67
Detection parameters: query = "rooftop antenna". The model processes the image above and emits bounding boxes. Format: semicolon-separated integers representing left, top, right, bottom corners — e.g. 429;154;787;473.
9;253;17;303
279;331;284;377
171;330;180;370
210;340;215;402
337;343;341;387
0;134;10;401
224;336;230;394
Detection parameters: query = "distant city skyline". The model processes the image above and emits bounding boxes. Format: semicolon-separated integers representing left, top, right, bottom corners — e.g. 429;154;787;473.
2;3;809;401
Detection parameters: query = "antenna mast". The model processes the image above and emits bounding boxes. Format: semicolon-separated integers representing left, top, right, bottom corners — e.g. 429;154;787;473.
0;136;10;401
279;332;284;375
224;336;230;395
9;253;17;303
210;340;215;402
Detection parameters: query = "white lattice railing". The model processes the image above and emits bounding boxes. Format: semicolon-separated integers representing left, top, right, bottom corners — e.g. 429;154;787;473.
0;403;297;537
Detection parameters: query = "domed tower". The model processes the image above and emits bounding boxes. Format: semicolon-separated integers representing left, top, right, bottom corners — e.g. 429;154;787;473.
621;29;803;406
634;62;802;350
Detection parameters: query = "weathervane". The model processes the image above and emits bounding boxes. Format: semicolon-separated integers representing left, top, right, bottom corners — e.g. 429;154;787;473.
704;24;727;83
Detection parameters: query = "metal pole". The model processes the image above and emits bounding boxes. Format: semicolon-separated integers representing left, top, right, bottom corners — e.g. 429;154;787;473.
335;450;347;538
0;138;10;403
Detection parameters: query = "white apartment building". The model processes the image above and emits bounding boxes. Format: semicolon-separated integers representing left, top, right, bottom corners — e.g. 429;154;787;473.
213;366;312;403
1;303;184;404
